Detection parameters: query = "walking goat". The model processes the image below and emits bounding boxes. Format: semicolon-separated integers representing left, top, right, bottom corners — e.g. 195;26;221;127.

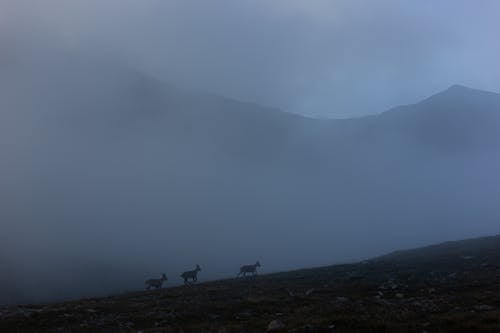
181;264;201;284
237;261;261;277
145;273;167;290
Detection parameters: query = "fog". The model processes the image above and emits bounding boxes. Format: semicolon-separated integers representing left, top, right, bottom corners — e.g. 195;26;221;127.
1;1;500;305
3;0;500;118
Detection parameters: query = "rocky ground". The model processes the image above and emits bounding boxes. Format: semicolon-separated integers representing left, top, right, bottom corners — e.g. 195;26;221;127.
1;235;500;332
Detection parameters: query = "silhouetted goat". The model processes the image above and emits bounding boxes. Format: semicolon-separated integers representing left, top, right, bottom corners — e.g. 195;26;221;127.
181;265;201;284
237;261;261;277
145;273;167;290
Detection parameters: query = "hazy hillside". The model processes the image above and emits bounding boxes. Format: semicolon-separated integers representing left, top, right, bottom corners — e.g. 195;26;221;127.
1;48;500;305
2;234;500;332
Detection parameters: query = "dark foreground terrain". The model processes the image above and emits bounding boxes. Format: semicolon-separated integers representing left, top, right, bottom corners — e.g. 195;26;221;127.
2;235;500;333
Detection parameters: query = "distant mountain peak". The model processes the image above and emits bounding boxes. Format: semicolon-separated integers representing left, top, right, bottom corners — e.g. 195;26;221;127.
418;84;500;108
437;84;484;97
446;84;473;91
375;84;500;122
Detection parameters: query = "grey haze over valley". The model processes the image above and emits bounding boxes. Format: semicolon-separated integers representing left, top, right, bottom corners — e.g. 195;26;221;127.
1;1;499;305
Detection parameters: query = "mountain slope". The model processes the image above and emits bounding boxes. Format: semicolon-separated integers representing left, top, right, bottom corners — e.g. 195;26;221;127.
361;84;500;152
1;235;500;332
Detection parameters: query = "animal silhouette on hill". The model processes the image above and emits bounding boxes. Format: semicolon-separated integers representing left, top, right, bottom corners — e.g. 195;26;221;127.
181;264;201;285
145;273;167;290
237;261;261;277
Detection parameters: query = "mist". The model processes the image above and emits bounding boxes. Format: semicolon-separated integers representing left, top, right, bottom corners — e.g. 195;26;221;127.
1;1;500;305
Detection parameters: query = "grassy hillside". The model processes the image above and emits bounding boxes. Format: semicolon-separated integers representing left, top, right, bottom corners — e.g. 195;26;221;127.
1;235;500;332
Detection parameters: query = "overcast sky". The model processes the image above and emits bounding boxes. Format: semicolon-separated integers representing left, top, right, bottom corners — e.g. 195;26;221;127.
2;0;500;118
